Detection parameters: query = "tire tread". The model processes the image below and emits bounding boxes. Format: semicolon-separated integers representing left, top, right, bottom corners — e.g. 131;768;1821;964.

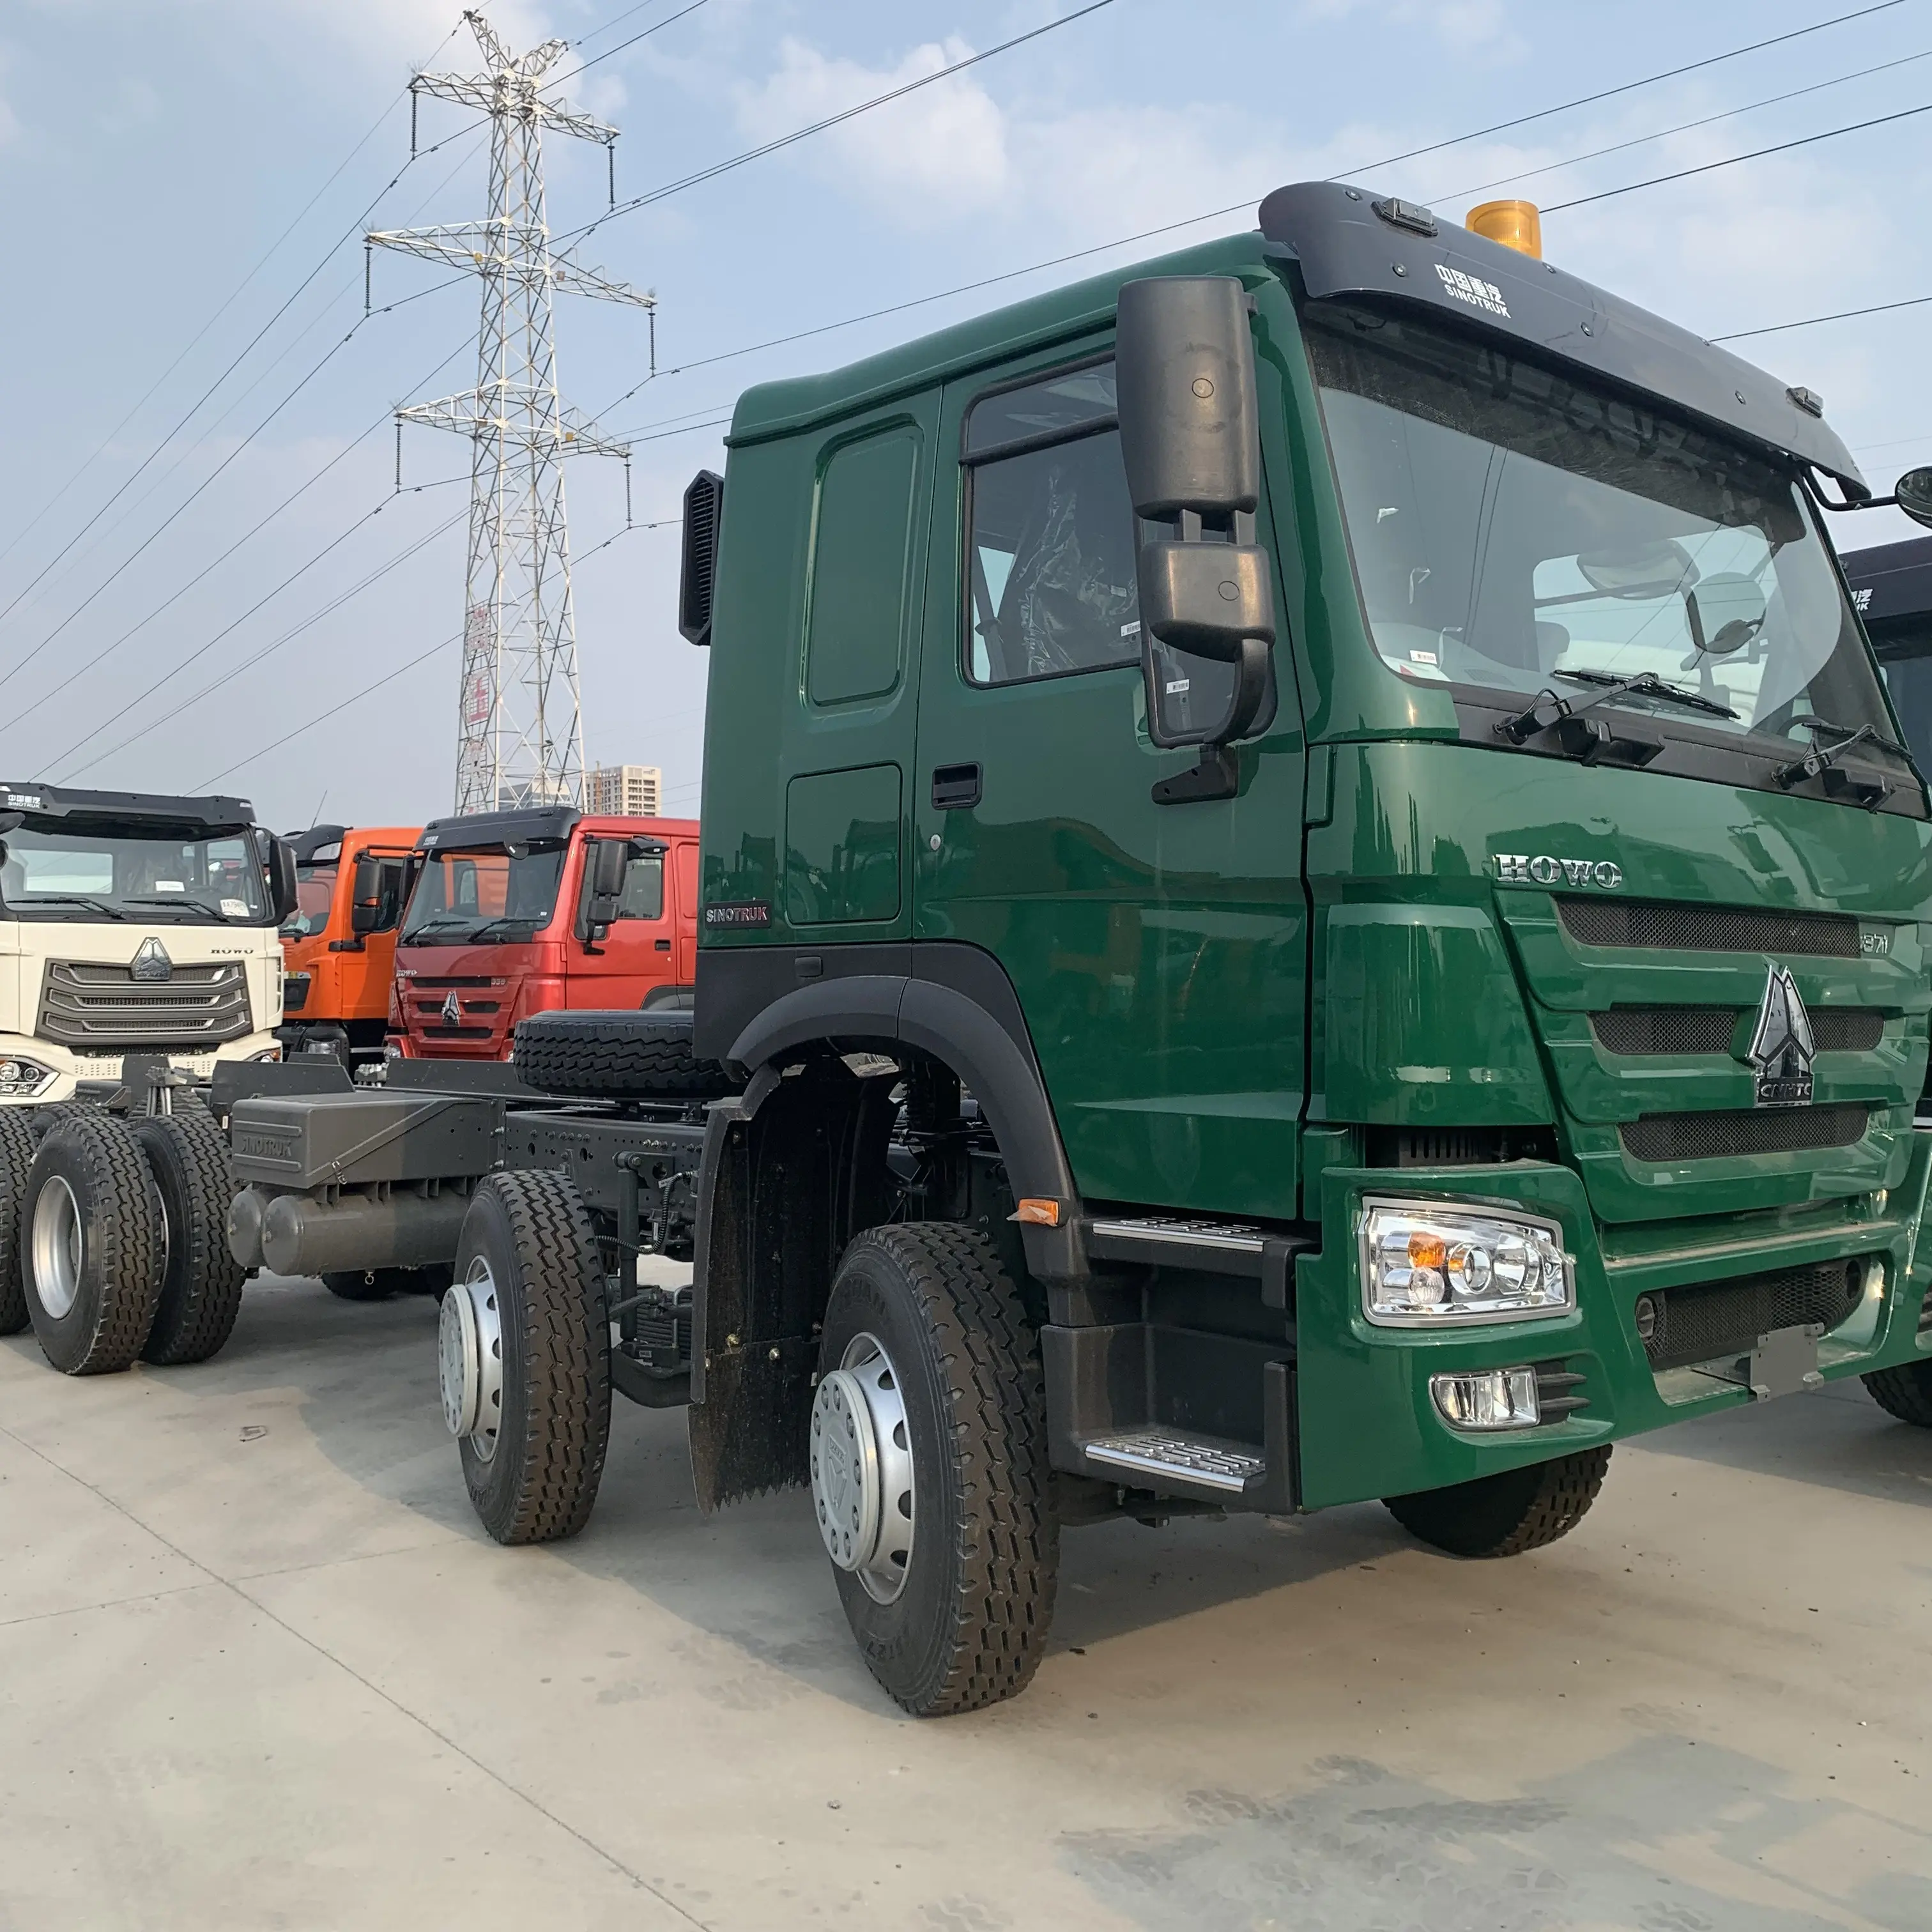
0;1110;38;1335
1862;1360;1932;1428
1386;1445;1611;1559
134;1113;247;1365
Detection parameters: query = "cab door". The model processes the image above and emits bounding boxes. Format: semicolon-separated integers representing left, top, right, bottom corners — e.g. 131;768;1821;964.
912;341;1308;1221
567;837;671;1008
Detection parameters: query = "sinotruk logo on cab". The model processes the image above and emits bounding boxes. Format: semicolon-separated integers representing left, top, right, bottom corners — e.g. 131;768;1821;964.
1434;264;1510;318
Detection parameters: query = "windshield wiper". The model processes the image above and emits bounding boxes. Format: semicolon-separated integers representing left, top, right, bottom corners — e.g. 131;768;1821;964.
1775;723;1897;809
403;916;480;939
1496;669;1735;763
8;893;128;920
123;896;225;920
1795;715;1913;762
1549;667;1738;719
468;915;548;941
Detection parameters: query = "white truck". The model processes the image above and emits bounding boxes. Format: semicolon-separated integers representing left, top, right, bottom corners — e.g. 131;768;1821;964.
0;783;296;1376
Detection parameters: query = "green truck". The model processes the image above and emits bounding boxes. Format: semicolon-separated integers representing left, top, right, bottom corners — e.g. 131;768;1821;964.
195;181;1932;1717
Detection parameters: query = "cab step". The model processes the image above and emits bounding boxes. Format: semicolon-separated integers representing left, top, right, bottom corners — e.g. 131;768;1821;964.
1081;1426;1269;1496
1084;1215;1312;1308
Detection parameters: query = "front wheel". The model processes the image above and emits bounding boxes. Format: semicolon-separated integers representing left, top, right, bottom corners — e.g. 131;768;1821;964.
0;1110;39;1335
441;1172;610;1544
1862;1360;1932;1428
1384;1445;1611;1558
132;1113;247;1365
20;1114;164;1375
812;1223;1058;1717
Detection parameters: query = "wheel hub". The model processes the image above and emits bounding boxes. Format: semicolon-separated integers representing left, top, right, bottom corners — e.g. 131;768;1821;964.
31;1174;82;1321
809;1331;914;1604
438;1257;503;1461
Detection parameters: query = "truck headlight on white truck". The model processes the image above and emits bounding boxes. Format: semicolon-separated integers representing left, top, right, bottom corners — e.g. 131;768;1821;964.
0;1055;57;1098
1360;1197;1572;1326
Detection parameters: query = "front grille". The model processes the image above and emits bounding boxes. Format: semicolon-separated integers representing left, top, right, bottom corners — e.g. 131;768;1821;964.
418;1025;494;1041
1558;897;1860;957
39;960;251;1048
1637;1258;1869;1371
1591;1007;1884;1054
1621;1105;1868;1162
282;972;310;1014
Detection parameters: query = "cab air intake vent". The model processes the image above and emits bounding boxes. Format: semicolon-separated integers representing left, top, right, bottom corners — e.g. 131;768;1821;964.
1591;1008;1883;1054
1558;898;1860;957
1620;1104;1868;1162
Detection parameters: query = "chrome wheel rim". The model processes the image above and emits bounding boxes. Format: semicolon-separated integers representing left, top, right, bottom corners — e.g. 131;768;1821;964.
438;1256;503;1462
809;1331;915;1604
31;1174;82;1322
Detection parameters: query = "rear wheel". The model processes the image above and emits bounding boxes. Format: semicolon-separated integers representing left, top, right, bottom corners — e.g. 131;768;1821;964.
21;1114;164;1376
1384;1446;1611;1558
813;1223;1058;1717
1862;1361;1932;1428
441;1171;610;1544
0;1110;38;1336
132;1113;248;1365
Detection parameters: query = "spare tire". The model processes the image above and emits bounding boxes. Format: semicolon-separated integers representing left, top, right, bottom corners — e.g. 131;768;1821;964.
513;1009;742;1100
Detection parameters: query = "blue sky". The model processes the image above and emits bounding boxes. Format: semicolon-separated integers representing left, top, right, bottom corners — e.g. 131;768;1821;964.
2;0;1930;829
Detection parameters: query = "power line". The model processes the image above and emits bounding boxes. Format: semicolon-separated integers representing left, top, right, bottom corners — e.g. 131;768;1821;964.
1543;97;1932;213
62;505;470;782
1712;291;1932;341
544;0;708;90
1434;43;1932;208
0;110;486;648
563;1;1119;249
0;19;466;584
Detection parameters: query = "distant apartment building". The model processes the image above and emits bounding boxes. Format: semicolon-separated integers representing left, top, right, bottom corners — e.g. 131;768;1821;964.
585;763;663;816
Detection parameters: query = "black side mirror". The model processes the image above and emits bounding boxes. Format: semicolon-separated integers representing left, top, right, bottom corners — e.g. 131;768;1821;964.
348;854;386;935
1685;573;1767;656
574;838;631;945
1116;275;1278;801
1896;467;1932;530
266;835;298;924
680;468;724;647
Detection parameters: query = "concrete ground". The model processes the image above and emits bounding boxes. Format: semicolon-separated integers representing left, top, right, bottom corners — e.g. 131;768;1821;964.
1;1276;1928;1932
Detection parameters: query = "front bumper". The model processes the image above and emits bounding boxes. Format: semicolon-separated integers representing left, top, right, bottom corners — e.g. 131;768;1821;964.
0;1029;281;1105
1294;1131;1932;1509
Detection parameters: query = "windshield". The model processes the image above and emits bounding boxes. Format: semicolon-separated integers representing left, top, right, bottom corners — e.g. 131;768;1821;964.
1305;303;1899;765
282;861;336;940
0;821;270;924
398;843;566;946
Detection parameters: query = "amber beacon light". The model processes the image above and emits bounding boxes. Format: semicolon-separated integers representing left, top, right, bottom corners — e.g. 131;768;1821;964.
1466;199;1542;259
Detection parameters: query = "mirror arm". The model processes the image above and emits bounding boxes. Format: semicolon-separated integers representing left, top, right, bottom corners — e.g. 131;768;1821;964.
1153;638;1271;806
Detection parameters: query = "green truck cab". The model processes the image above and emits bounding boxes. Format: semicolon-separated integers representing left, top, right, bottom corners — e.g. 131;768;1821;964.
677;181;1932;1700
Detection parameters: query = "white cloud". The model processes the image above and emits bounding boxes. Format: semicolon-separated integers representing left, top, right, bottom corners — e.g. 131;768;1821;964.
732;35;1012;224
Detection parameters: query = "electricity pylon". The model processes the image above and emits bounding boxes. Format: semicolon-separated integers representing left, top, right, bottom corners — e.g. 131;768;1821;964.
369;10;652;812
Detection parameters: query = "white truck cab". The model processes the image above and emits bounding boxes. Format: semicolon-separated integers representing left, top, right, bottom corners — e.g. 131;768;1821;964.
0;784;295;1105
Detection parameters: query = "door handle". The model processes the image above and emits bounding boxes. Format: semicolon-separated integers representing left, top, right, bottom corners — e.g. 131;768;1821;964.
654;938;671;951
931;763;981;810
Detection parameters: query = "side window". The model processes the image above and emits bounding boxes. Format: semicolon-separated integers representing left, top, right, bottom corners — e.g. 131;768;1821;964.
963;362;1138;686
613;853;665;921
806;424;921;706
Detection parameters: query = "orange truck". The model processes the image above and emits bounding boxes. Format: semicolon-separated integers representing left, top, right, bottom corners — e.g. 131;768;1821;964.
388;806;701;1059
277;824;421;1069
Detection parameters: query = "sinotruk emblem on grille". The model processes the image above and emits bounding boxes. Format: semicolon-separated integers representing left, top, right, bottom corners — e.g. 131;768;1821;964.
130;937;172;983
441;990;463;1026
1747;963;1814;1107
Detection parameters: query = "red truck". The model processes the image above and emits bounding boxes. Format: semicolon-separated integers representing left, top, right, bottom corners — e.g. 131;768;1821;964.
388;805;700;1059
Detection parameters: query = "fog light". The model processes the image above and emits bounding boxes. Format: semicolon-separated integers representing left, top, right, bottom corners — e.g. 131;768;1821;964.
1430;1367;1541;1431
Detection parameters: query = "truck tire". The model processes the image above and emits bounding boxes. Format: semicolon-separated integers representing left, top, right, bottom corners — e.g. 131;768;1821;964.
0;1109;38;1335
512;1008;741;1100
811;1223;1058;1717
1384;1445;1611;1558
1862;1361;1932;1427
132;1114;248;1365
20;1114;164;1376
441;1170;610;1544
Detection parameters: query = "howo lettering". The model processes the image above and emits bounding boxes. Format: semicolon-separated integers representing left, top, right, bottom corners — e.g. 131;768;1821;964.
154;183;1932;1713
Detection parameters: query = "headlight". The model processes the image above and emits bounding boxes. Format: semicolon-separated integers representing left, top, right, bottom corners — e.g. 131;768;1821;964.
249;1046;282;1062
0;1055;57;1098
1359;1197;1572;1326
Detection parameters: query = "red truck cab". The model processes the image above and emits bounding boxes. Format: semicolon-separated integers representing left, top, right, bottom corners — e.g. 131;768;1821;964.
390;806;700;1059
279;824;421;1068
